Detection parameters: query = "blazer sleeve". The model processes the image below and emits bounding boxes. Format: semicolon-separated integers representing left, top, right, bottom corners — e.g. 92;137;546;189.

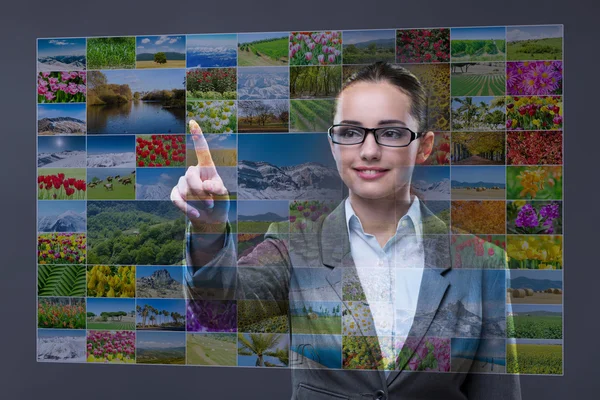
460;248;523;400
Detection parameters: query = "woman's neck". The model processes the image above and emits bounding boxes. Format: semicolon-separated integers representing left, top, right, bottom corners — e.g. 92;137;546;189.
348;189;414;237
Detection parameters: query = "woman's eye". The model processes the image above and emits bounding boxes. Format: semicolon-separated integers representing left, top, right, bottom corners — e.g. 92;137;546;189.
381;129;406;138
341;129;361;137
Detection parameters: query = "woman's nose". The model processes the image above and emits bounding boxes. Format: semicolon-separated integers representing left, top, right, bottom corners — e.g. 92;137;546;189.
360;131;381;159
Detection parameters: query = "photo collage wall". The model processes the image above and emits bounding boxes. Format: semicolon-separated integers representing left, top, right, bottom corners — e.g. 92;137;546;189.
37;25;563;375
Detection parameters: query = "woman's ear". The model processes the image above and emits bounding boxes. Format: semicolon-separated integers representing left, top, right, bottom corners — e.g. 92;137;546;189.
415;131;435;164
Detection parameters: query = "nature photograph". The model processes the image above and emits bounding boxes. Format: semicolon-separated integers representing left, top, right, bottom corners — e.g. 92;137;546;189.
136;266;183;298
451;131;505;165
506;25;563;61
342;335;394;370
289;99;335;132
395;337;451;372
290;267;340;302
411;165;450;201
289;65;342;99
136;331;186;364
507;269;562;305
38;103;86;135
289;199;338;234
86;330;135;363
290;300;341;335
186;67;236;100
342;29;395;64
38;168;86;200
186;34;237;68
38;71;86;103
186;299;237;332
451;62;505;96
238;200;288;233
419;200;451;234
86;168;136;200
37;232;86;265
87;69;185;134
451;200;506;235
289;31;342;66
86;200;185;265
238;233;287;264
38;264;86;297
450;234;507;269
451;96;505;131
86;265;135;297
186;100;236;134
506;95;562;130
38;37;86;71
86;298;136;330
451;338;505;373
238;66;288;100
87;36;136;69
450;166;506;200
506;166;562;200
237;333;289;367
290;334;341;369
506;235;562;270
87;135;135;168
237;133;342;200
136;298;186;331
186;133;236;166
136;167;185;201
507;61;562;96
450;26;506;62
38;135;86;168
238;99;289;132
37;200;86;233
187;333;237;366
396;28;450;63
421;132;450;166
342;302;380;337
38;297;85;329
507;200;562;235
37;329;86;363
136;35;186;69
237;32;288;66
136;134;186;167
507;131;563;165
506;338;562;374
237;300;289;333
507;304;562;339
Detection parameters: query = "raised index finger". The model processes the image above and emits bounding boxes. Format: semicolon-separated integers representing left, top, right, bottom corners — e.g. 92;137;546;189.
189;120;217;172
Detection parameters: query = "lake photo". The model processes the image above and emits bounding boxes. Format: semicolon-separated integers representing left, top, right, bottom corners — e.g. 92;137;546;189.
87;69;186;134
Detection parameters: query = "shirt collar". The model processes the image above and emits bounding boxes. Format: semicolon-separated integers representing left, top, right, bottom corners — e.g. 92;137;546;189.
344;195;422;238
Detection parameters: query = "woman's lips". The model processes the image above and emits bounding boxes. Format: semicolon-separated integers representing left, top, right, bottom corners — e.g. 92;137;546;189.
354;168;389;180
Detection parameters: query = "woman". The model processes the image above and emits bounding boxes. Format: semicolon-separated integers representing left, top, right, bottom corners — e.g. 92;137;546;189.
171;61;521;400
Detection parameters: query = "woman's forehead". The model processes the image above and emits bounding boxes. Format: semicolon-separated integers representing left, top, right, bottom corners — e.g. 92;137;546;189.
335;82;413;126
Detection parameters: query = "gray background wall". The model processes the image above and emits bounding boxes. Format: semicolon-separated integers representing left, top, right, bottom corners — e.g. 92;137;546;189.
1;0;597;398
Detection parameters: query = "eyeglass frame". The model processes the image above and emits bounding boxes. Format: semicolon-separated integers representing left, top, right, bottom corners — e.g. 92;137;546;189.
327;124;424;148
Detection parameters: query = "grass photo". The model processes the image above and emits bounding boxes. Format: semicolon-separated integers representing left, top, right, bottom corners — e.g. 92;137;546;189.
507;304;562;339
238;32;288;66
506;25;563;61
290;301;341;334
187;333;237;365
87;37;136;69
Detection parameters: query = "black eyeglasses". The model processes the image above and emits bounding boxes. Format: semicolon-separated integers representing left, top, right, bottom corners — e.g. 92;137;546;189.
328;124;423;147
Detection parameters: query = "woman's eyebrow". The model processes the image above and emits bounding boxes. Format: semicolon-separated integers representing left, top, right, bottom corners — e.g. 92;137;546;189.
340;119;407;126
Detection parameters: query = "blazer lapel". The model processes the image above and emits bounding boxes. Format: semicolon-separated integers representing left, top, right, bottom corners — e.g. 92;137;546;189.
319;197;452;388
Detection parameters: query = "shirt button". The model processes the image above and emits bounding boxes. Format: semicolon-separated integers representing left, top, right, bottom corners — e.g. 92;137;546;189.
375;389;386;399
377;259;384;267
400;219;408;228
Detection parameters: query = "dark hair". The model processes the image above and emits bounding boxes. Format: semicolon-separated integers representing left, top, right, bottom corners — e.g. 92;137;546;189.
335;61;429;133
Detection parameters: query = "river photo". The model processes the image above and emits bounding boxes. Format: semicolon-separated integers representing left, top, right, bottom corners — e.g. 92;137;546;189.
87;69;186;134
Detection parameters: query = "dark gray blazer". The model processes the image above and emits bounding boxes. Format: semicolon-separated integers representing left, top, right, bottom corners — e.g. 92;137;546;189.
185;197;522;400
